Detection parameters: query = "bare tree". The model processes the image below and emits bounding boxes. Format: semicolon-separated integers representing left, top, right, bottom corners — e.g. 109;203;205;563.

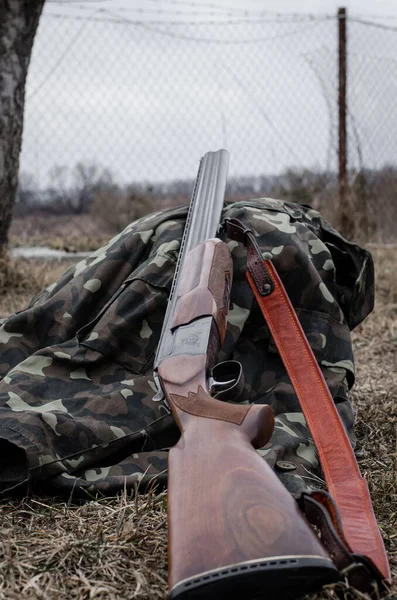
72;162;101;214
0;0;45;249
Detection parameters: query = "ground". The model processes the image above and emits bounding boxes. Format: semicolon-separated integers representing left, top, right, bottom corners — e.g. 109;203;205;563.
0;221;395;599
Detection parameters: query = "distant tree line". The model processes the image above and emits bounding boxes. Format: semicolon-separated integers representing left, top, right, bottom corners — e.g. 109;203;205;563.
15;162;335;216
13;162;397;241
16;163;116;216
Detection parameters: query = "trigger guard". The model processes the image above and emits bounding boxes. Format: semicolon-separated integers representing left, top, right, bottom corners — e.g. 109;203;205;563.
209;360;245;402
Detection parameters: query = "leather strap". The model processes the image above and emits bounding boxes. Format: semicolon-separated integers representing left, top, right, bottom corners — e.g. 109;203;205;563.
299;491;389;597
224;218;391;585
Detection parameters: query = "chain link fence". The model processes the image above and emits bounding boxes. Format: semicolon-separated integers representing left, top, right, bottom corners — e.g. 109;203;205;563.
18;3;397;241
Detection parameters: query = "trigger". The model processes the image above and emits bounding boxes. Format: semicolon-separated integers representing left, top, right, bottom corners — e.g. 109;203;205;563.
209;360;245;402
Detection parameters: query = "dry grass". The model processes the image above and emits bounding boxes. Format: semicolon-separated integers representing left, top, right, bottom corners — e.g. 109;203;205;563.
0;491;168;599
9;214;113;252
0;249;395;599
0;256;77;317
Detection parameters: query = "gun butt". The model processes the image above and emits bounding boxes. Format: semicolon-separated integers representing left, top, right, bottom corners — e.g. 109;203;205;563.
167;407;339;600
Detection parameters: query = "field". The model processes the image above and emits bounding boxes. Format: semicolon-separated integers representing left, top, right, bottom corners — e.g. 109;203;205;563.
0;217;395;599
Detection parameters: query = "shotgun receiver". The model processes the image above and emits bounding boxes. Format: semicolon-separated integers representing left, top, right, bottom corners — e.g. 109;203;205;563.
153;150;339;600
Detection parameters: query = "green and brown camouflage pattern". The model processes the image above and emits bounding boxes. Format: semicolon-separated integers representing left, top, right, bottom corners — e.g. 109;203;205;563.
0;198;374;498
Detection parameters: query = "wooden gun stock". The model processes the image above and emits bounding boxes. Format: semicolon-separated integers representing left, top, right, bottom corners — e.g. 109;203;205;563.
158;240;339;600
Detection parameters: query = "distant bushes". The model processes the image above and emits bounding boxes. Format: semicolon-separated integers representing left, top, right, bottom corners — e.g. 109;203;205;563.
92;188;157;232
15;163;397;242
15;163;116;217
15;163;160;232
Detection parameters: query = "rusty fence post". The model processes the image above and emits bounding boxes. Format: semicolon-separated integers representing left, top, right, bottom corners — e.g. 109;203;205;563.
338;7;353;237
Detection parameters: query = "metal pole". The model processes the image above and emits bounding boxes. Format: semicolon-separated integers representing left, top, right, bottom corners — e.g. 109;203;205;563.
338;7;349;235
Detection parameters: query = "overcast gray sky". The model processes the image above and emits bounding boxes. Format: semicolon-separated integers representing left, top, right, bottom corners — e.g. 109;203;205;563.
99;0;397;19
20;0;397;187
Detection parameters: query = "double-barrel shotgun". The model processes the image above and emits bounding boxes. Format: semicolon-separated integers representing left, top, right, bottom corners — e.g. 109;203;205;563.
152;150;390;600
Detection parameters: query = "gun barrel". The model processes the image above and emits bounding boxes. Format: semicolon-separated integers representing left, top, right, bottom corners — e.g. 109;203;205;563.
154;149;229;370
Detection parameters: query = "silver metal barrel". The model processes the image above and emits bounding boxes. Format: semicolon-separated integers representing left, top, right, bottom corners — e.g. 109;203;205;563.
153;149;229;372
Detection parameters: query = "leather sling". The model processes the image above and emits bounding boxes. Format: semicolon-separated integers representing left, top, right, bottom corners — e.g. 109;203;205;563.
224;218;391;590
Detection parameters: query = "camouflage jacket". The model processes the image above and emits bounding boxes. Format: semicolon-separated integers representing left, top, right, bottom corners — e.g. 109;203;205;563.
0;199;374;498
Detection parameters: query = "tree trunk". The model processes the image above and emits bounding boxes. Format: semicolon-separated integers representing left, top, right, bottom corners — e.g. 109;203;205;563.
0;0;45;248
